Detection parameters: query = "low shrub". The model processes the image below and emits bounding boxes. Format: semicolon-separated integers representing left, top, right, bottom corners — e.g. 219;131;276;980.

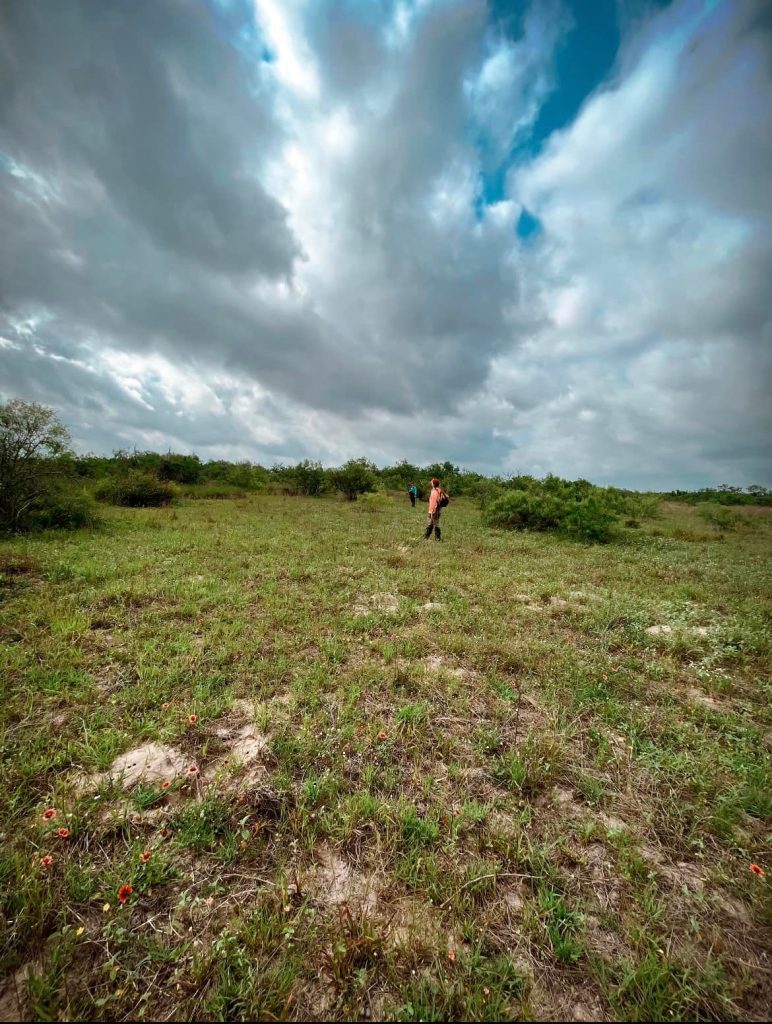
95;471;176;507
331;458;377;501
483;488;618;542
356;491;393;512
482;490;562;532
698;503;740;531
470;479;507;510
560;494;618;543
293;460;329;497
28;490;100;530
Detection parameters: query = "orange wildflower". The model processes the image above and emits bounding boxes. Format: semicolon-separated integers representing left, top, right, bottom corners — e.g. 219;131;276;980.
447;949;456;962
187;764;199;775
161;780;170;790
40;855;54;868
161;702;170;710
42;807;57;821
139;850;152;864
188;714;198;724
116;884;133;904
750;863;765;877
55;827;71;839
377;730;387;741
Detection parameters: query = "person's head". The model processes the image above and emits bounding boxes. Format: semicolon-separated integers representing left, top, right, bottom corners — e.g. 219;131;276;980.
431;477;440;488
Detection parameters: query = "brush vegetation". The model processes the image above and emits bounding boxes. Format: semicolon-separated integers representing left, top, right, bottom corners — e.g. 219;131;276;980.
1;399;770;1020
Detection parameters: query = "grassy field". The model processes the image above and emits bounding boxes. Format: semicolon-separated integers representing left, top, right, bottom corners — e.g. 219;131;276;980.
1;494;770;1021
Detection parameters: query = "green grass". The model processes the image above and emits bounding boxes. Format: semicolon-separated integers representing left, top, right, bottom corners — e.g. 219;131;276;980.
1;495;770;1020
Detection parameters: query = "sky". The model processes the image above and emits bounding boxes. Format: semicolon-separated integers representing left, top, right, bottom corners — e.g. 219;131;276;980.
1;0;770;489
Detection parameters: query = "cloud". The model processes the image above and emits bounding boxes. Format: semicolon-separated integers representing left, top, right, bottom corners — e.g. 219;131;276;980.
491;0;772;487
0;0;770;487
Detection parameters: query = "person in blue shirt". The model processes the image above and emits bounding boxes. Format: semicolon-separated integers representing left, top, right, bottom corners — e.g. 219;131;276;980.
408;483;418;507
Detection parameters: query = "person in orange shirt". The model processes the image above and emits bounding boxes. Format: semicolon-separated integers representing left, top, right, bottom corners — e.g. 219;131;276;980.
424;477;448;541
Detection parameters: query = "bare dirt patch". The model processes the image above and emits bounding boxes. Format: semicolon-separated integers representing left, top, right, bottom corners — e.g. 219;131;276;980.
550;786;591;821
646;624;673;636
685;686;729;711
535;981;611;1022
300;846;379;915
0;961;39;1023
83;742;188;791
384;895;455;951
424;654;474;679
639;844;705;891
352;592;400;615
210;702;271;786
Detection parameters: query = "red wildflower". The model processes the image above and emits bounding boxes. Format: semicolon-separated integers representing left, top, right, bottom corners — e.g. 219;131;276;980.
750;863;765;877
116;884;133;904
139;850;152;864
161;780;171;790
187;764;199;776
188;714;198;724
377;730;387;741
42;807;57;821
40;855;54;868
55;827;71;839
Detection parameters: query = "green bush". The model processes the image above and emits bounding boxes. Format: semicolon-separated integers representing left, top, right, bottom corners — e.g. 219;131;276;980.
483;488;618;542
293;460;328;496
95;471;176;507
331;458;376;501
482;490;562;531
471;479;506;510
28;490;100;530
698;503;740;531
560;495;618;543
158;453;202;484
1;398;74;532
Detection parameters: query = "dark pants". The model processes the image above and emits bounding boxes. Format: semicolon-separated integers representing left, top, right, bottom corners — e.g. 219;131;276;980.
409;494;416;507
424;511;441;540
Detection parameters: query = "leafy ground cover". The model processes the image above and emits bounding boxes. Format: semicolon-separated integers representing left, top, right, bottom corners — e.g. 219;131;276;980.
0;495;770;1020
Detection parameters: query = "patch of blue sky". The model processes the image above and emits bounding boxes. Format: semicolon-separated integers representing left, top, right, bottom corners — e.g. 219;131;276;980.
203;0;268;59
478;0;675;211
516;207;542;241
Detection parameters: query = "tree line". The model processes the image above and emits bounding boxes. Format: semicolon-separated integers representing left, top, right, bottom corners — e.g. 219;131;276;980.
1;398;769;537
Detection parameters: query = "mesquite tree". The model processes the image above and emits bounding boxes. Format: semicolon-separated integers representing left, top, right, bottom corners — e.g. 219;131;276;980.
0;398;72;531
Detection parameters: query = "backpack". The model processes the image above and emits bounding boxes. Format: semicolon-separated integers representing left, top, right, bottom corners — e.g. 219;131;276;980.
439;492;450;508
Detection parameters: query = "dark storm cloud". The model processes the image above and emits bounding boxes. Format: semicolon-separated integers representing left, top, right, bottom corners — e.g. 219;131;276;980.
0;0;296;279
1;0;770;486
0;0;529;419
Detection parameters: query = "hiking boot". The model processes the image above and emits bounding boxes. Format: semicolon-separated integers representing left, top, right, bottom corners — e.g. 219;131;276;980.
424;524;433;539
435;527;442;541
